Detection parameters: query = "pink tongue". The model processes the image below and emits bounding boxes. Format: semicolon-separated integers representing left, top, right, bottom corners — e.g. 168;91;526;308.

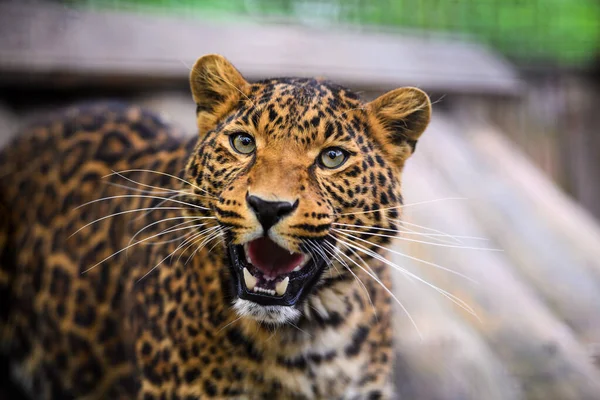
248;237;303;277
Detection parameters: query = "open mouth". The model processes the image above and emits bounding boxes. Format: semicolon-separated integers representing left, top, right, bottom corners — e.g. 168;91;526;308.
227;236;329;307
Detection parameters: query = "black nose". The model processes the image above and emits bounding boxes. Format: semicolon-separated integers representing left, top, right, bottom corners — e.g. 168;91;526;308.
247;195;298;232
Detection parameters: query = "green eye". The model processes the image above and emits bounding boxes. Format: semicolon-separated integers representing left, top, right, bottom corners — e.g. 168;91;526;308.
319;147;348;169
230;133;256;154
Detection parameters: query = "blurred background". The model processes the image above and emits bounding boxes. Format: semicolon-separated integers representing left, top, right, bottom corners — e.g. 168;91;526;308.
1;0;599;399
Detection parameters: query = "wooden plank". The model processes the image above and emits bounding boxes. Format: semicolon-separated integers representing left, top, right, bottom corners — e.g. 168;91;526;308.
0;1;522;95
462;117;600;275
390;114;600;399
422;114;600;344
387;221;522;398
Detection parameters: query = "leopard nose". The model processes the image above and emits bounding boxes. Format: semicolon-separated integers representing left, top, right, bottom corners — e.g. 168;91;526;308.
247;195;298;232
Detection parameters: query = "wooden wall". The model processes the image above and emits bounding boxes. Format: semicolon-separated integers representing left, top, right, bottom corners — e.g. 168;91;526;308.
452;71;600;223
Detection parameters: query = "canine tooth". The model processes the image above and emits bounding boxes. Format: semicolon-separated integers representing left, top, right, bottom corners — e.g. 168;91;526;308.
275;277;289;296
292;265;302;272
244;244;253;264
289;251;293;255
243;268;257;291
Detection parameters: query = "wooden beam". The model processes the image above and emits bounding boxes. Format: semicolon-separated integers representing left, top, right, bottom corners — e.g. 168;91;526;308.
0;1;522;95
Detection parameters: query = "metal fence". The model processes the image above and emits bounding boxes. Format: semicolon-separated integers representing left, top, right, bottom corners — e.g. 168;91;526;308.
71;0;600;67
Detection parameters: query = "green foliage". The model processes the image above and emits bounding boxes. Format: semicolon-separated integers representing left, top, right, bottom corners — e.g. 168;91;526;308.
72;0;600;66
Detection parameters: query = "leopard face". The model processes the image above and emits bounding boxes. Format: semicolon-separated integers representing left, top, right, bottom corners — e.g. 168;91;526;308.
184;55;431;324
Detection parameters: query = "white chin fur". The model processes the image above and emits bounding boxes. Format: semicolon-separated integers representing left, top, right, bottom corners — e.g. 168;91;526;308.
233;299;301;324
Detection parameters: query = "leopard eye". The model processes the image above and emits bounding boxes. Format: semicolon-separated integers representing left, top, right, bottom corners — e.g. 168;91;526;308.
319;147;348;169
230;133;256;154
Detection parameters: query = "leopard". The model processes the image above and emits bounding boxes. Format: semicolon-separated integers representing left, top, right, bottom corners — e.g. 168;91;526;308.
0;54;431;399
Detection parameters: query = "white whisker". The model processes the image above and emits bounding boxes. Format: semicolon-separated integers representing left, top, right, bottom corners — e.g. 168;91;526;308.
331;237;422;339
334;230;478;284
322;241;377;320
184;226;229;266
395;219;489;243
75;194;210;212
141;221;213;249
217;315;244;333
333;222;488;243
128;215;215;248
129;192;192;223
136;225;224;283
69;207;187;238
287;321;311;337
108;170;216;200
333;227;500;251
105;169;216;199
334;234;477;317
103;181;183;195
142;229;199;246
338;197;468;216
81;221;214;274
177;225;224;265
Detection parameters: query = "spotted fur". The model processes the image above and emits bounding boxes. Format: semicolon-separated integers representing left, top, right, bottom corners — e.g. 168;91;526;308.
0;55;431;399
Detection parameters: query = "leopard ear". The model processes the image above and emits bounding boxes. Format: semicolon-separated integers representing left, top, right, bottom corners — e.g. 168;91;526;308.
366;87;431;167
190;54;249;136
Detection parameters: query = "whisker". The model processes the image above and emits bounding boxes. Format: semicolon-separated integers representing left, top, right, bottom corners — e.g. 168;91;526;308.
103;174;211;225
337;197;468;217
177;225;224;265
334;230;478;284
128;215;215;248
204;226;230;254
81;222;213;274
395;219;489;243
390;220;462;245
333;222;488;243
333;227;500;252
140;221;213;249
184;228;229;266
322;241;377;320
173;230;212;265
206;233;226;253
184;226;229;266
136;240;190;283
309;240;343;281
129;192;191;223
334;234;477;317
105;169;216;199
69;207;187;238
265;325;280;342
136;225;224;283
75;194;210;212
331;236;422;339
108;170;217;200
287;321;311;337
217;315;244;334
141;229;199;246
103;181;183;195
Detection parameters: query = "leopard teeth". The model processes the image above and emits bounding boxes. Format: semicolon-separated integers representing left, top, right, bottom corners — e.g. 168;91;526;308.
243;267;257;291
243;244;253;265
275;277;289;296
292;254;312;272
252;286;276;296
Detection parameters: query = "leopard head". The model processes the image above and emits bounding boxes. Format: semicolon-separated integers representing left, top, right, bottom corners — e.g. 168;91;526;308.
185;55;431;324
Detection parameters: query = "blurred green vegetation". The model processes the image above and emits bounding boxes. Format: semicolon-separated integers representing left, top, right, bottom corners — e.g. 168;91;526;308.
72;0;600;67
